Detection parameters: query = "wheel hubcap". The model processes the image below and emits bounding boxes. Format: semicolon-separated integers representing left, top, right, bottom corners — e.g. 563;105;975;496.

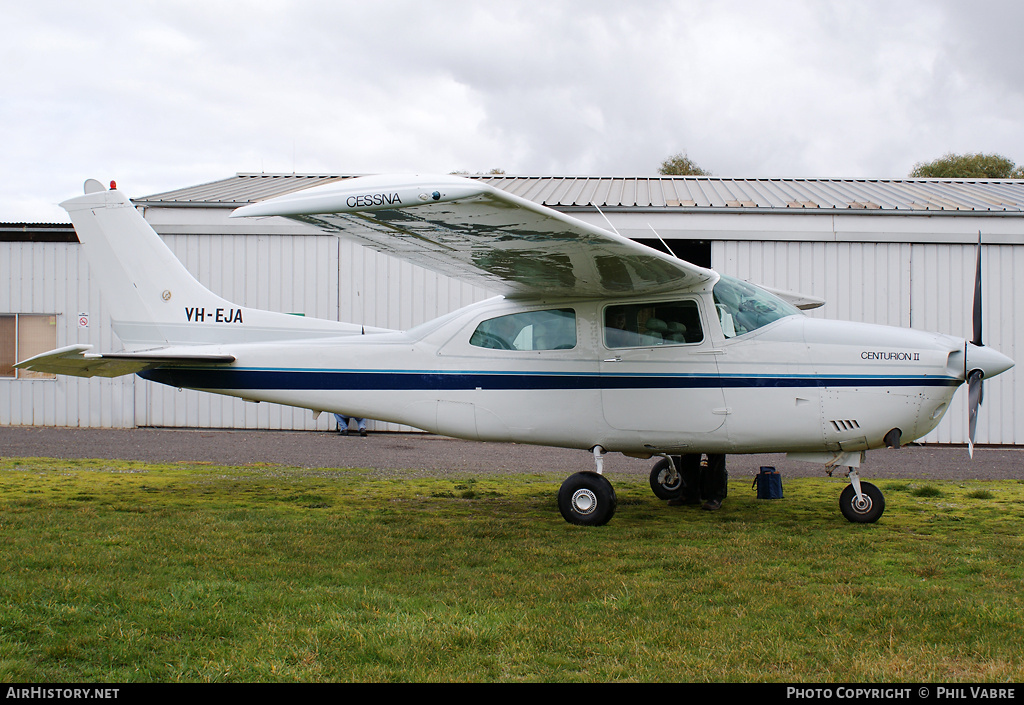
852;494;873;513
571;488;598;515
658;470;681;490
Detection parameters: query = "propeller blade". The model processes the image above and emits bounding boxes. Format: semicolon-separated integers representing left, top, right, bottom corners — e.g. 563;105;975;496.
967;232;985;458
967;368;984;458
972;232;983;347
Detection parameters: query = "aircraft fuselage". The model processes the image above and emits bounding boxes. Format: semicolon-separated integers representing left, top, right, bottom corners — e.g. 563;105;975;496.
139;291;967;457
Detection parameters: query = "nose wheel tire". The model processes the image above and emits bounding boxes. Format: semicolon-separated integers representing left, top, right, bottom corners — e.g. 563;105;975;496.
558;472;617;526
839;481;885;523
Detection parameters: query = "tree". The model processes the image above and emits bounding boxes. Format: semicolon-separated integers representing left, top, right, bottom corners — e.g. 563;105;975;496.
658;152;710;176
448;168;506;175
909;152;1022;179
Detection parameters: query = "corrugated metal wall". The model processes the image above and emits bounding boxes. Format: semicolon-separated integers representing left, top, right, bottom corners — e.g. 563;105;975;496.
0;241;135;427
713;240;1021;446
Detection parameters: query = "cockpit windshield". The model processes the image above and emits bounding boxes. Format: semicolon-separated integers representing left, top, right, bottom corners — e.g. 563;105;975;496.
713;274;801;338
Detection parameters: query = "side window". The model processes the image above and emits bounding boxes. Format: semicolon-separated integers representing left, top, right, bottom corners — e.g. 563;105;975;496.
470;309;576;351
604;300;703;348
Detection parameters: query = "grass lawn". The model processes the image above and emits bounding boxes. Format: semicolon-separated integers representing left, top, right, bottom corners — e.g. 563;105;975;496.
1;456;1022;682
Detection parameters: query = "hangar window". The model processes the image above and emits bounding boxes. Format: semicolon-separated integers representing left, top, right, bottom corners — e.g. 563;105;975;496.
470;309;576;351
713;275;800;338
604;300;703;348
1;314;58;379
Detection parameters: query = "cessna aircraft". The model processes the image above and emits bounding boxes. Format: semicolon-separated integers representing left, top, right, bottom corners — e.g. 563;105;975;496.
17;175;1014;526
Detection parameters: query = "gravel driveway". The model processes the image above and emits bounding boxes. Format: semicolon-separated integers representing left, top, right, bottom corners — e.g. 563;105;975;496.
2;426;1021;481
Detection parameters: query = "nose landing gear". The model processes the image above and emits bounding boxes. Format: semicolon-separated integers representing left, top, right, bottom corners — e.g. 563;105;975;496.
839;469;885;523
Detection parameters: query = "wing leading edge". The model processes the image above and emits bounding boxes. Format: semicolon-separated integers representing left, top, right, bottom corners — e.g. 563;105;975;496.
231;174;717;299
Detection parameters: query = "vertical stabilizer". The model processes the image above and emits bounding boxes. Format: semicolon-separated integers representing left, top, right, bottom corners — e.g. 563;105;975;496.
62;184;388;350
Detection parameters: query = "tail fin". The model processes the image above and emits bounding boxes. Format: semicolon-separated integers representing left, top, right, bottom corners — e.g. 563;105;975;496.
62;182;387;350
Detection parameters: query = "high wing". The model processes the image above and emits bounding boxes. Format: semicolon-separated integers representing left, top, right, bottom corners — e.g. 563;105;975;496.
15;344;236;378
231;174;718;299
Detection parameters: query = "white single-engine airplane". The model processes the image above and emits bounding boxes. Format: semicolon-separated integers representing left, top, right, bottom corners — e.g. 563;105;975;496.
18;175;1014;526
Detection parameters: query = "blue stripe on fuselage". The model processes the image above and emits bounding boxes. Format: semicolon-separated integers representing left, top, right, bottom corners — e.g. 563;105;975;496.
138;368;961;391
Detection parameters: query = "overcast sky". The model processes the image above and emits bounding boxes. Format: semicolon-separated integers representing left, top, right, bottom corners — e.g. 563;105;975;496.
4;0;1024;222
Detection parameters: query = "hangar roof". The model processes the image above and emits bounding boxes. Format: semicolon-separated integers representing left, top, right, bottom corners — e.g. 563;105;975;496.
136;173;1024;216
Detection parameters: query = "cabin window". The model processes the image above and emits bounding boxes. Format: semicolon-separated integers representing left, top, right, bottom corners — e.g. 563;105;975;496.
604;300;703;348
713;274;800;338
0;314;58;379
470;309;576;351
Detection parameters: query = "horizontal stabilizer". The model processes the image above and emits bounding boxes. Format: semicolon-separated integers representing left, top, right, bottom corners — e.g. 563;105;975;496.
15;344;235;379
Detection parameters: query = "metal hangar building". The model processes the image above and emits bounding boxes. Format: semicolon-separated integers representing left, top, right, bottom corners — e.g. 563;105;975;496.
3;173;1022;446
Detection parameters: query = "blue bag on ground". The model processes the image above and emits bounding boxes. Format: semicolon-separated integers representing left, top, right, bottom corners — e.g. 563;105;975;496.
752;466;783;499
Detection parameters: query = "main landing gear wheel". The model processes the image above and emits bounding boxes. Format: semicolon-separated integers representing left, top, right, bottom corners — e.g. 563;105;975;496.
649;456;684;500
839;482;885;523
558;472;617;526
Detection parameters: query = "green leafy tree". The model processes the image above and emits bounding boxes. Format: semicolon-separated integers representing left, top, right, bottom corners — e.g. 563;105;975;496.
658;152;710;176
909;152;1022;178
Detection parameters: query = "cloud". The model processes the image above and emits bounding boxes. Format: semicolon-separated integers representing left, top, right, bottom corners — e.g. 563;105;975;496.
2;0;1023;221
